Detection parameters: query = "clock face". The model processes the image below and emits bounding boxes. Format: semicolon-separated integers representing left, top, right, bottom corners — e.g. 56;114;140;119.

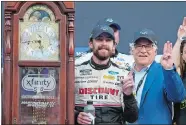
20;22;59;60
19;5;59;61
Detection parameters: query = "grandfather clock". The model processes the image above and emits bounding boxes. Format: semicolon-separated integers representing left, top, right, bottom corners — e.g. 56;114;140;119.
3;2;75;124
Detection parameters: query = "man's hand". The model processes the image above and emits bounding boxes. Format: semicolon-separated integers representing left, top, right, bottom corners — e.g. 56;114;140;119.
177;17;186;39
77;112;92;125
121;71;134;95
161;41;173;69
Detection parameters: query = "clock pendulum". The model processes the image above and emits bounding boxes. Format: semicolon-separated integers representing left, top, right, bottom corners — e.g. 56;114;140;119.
32;68;47;124
32;93;47;124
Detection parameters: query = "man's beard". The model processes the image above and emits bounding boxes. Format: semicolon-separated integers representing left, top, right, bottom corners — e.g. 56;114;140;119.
93;46;113;61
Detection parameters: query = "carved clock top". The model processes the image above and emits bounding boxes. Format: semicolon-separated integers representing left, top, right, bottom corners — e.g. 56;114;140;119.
23;5;55;21
5;2;74;12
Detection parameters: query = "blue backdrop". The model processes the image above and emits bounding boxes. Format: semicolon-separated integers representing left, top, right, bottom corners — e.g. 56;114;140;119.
75;1;186;54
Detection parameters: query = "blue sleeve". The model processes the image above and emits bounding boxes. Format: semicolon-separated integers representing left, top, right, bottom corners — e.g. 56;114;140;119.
163;68;186;102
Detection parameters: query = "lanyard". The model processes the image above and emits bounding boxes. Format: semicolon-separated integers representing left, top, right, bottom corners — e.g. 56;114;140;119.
135;69;149;96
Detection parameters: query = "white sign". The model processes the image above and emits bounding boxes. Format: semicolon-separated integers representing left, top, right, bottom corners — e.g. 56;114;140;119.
22;74;56;93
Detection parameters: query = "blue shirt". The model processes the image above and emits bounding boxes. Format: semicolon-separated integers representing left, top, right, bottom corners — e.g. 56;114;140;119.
133;64;151;107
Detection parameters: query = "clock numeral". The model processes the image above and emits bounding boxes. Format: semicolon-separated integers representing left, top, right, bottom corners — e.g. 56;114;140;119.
44;51;50;57
25;46;29;51
31;50;34;55
50;47;53;51
48;46;55;54
23;32;29;38
44;26;48;33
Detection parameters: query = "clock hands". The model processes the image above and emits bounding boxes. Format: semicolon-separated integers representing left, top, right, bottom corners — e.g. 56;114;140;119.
36;34;44;54
37;34;42;39
22;33;45;54
38;40;44;54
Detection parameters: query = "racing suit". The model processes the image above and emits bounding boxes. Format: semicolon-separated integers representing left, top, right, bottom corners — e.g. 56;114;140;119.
75;58;138;124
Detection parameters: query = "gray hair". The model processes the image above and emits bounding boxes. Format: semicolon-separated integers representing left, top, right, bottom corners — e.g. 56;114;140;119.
129;42;158;54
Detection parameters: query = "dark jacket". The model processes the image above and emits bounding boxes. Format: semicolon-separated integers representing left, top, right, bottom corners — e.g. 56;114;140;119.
173;70;186;125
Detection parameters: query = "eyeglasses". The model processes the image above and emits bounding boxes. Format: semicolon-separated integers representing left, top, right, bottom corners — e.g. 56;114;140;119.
134;44;154;51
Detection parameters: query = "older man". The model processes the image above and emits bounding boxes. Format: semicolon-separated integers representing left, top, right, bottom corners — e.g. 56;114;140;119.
130;28;186;124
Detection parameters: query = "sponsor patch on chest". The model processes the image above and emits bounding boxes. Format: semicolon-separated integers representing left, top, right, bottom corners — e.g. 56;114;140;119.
79;69;92;75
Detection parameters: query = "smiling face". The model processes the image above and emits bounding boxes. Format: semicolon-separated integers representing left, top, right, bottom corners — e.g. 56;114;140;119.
131;38;157;67
89;33;114;61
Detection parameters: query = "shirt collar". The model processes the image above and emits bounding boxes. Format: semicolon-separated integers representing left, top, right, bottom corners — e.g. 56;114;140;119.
132;63;152;73
89;57;111;70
